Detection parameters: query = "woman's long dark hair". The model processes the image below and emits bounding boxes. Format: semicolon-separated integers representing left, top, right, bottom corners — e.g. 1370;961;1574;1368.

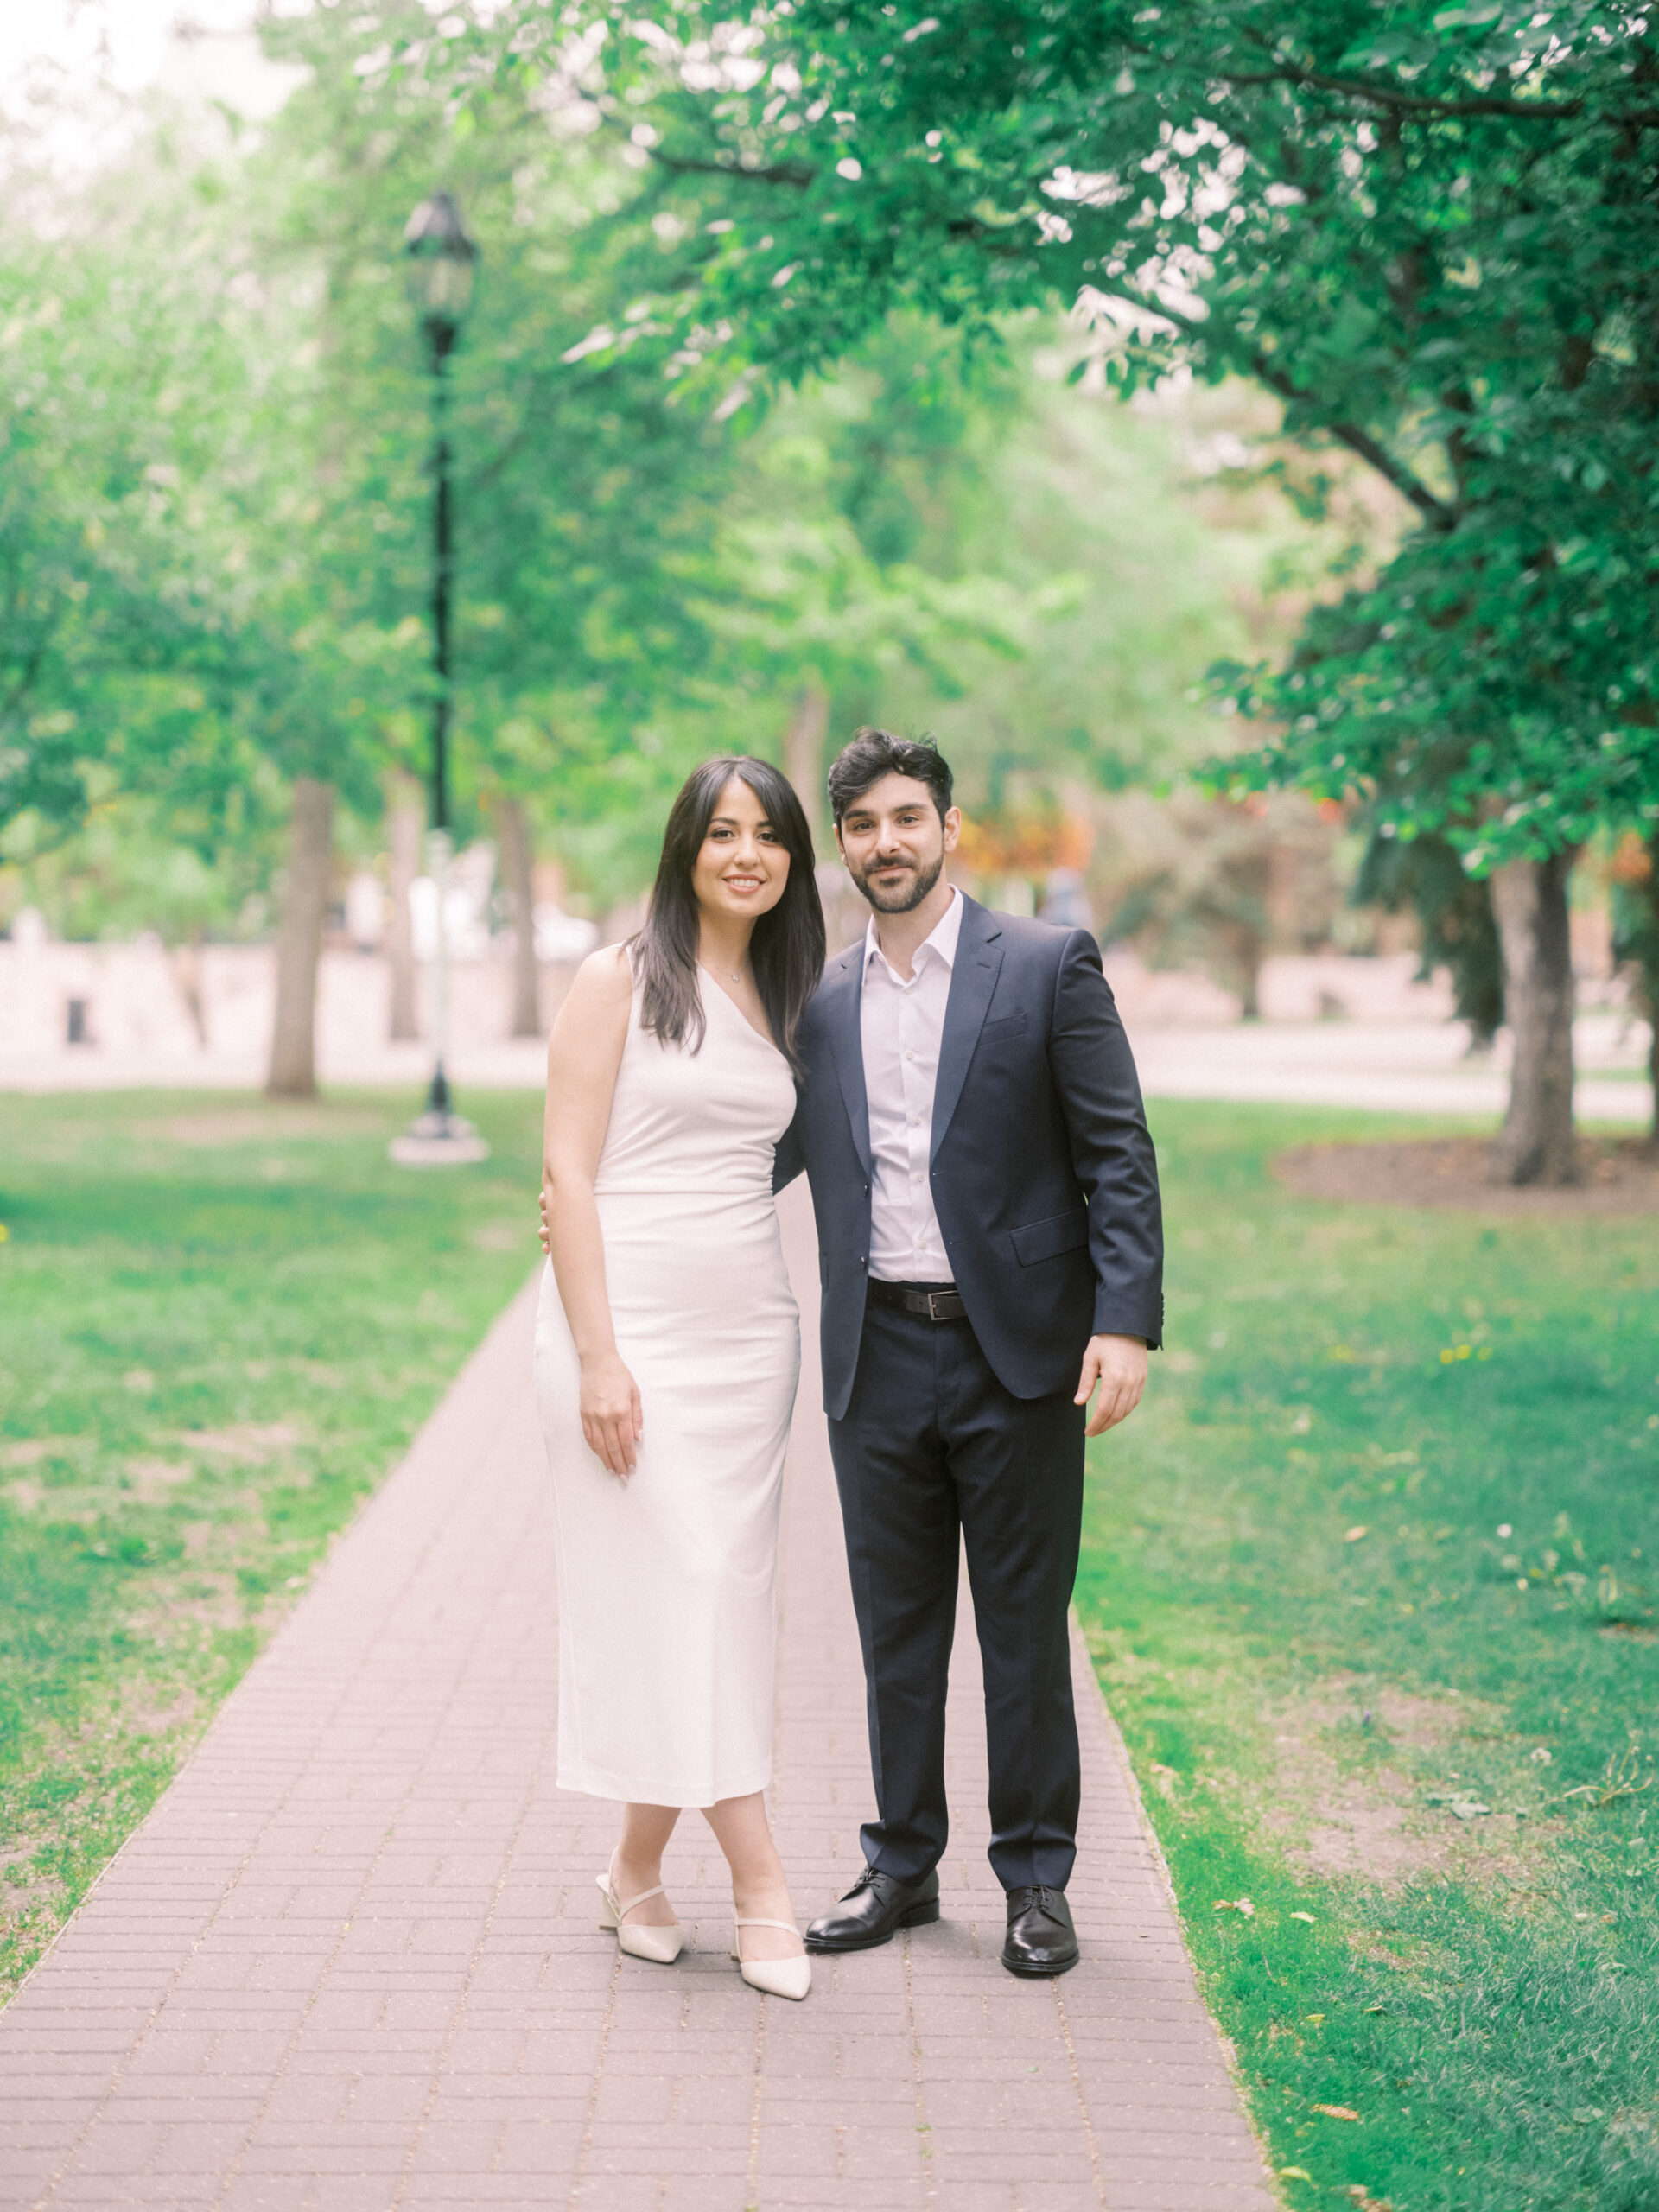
633;755;826;1071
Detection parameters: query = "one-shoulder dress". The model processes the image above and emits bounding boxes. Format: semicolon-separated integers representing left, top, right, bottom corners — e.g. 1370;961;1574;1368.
533;973;801;1807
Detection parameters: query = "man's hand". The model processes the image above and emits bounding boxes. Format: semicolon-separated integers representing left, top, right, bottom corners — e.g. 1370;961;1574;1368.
1075;1333;1148;1438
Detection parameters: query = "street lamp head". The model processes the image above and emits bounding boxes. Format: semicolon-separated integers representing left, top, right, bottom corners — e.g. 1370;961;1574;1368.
404;191;479;361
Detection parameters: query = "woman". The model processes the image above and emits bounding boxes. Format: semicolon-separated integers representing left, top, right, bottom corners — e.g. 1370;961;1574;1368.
535;756;825;2000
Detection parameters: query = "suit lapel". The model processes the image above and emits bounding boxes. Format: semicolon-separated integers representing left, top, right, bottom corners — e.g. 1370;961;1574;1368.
823;948;872;1176
931;896;1004;1161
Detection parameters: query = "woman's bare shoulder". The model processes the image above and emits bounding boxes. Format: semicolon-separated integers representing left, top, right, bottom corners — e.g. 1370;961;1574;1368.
567;942;634;1004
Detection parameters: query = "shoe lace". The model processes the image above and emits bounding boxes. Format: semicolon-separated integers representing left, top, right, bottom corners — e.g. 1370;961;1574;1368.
1009;1884;1065;1917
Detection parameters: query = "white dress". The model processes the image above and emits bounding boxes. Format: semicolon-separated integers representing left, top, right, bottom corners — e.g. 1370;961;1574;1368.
534;972;801;1807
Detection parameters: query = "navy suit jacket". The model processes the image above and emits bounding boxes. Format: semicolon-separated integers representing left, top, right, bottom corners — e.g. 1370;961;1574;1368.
774;894;1164;1419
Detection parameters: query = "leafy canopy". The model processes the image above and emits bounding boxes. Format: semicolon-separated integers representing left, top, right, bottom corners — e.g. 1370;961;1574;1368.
413;0;1659;862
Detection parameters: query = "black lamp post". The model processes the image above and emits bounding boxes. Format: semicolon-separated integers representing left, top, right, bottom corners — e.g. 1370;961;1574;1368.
391;191;488;1166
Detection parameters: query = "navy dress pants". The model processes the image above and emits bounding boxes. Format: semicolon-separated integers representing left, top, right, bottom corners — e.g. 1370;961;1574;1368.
826;1301;1086;1893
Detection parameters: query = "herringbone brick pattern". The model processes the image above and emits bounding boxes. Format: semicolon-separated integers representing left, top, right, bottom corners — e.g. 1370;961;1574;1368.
0;1188;1274;2211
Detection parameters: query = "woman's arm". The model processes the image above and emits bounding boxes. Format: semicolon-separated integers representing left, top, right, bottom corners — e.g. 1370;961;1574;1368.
542;945;639;1477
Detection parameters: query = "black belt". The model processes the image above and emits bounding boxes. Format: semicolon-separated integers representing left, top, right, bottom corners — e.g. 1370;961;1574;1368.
867;1280;968;1322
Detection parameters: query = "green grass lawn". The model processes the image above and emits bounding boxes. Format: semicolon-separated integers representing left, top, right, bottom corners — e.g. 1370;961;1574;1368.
1079;1102;1659;2212
0;1087;546;1999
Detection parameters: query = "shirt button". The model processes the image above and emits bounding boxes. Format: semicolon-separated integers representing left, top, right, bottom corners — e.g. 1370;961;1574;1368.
904;1051;915;1062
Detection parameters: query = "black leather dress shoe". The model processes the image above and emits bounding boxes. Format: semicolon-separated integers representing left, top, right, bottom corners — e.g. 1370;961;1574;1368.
1001;1885;1079;1977
804;1866;941;1952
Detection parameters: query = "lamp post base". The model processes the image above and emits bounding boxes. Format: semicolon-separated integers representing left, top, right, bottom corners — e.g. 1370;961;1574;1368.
391;1054;489;1166
389;1108;491;1166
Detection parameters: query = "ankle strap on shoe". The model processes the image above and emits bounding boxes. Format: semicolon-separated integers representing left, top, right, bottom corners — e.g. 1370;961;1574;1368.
600;1873;668;1919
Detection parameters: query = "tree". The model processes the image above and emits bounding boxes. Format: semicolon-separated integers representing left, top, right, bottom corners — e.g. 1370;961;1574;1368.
0;163;255;853
267;779;335;1096
492;792;542;1038
423;0;1659;1180
0;105;406;1091
1611;830;1659;1147
1353;825;1505;1051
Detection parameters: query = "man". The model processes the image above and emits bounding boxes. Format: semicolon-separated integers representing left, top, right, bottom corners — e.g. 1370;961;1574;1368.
774;729;1162;1978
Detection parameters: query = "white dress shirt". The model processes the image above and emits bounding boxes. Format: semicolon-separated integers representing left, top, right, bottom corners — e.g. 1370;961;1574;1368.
861;887;963;1283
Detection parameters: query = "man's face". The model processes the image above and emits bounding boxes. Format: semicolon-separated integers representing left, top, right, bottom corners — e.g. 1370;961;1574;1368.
836;772;962;914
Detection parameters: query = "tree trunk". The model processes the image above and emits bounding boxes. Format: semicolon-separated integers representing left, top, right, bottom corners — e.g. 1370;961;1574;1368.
266;777;334;1100
170;937;208;1048
784;682;830;847
1489;847;1580;1185
1641;833;1659;1150
494;792;543;1039
386;773;423;1043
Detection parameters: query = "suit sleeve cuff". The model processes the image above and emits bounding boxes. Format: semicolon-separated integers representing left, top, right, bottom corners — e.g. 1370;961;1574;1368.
1092;1294;1164;1351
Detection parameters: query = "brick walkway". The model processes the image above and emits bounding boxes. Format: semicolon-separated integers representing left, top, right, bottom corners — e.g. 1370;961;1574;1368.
0;1191;1274;2212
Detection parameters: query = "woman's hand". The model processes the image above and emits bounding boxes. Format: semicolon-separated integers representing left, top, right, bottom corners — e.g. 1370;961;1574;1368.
538;1188;551;1255
581;1349;644;1478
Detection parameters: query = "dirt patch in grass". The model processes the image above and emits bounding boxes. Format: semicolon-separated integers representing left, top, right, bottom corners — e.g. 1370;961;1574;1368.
1274;1134;1659;1214
178;1422;302;1464
471;1221;528;1252
143;1106;390;1146
1266;1679;1541;1887
0;1438;82;1469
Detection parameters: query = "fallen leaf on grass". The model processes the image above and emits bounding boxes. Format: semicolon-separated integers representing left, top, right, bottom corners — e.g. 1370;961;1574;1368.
1344;1525;1370;1542
1313;2104;1362;2122
1347;2189;1392;2212
1213;1897;1255;1915
1289;1910;1316;1923
1425;1792;1491;1818
1280;2170;1313;2183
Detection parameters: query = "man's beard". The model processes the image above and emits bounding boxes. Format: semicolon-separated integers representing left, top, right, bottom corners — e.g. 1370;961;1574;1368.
847;848;945;915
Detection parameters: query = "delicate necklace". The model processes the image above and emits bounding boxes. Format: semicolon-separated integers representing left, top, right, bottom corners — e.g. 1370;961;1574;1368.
706;956;748;985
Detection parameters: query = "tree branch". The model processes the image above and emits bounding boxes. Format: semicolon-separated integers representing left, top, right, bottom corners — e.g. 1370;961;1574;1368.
648;148;817;189
1249;351;1458;528
1220;62;1659;130
1147;291;1459;525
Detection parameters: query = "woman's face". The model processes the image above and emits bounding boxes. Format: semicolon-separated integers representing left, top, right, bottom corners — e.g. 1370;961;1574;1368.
691;776;791;931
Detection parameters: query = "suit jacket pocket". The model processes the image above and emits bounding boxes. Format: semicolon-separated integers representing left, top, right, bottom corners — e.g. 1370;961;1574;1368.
1010;1209;1090;1267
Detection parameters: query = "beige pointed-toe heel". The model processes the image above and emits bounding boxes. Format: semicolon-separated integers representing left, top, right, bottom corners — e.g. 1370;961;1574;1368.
596;1868;684;1965
731;1916;811;2001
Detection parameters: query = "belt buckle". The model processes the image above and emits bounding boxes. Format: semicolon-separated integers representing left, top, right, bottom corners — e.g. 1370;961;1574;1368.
926;1289;957;1321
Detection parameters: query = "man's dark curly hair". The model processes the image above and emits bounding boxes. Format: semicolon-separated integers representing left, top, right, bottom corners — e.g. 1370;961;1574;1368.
826;727;954;829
